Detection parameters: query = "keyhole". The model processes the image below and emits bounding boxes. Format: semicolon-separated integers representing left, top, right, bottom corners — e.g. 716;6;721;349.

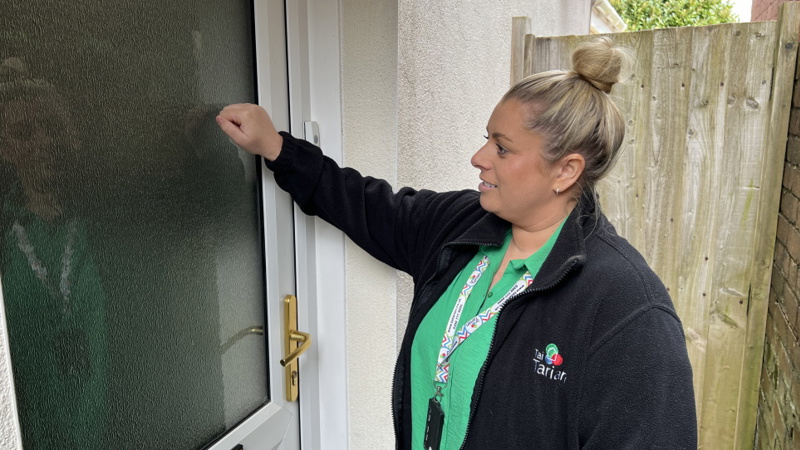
291;370;298;386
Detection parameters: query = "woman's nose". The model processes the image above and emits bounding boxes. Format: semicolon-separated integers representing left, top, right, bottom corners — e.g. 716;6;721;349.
471;141;491;169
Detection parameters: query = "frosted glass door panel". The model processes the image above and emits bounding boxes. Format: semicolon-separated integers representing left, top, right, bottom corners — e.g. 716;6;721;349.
0;1;269;448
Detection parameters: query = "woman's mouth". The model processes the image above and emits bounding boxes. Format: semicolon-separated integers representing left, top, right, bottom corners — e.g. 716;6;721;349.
479;181;497;192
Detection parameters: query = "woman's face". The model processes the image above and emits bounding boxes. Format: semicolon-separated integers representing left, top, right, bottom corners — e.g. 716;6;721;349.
0;96;71;185
470;99;562;227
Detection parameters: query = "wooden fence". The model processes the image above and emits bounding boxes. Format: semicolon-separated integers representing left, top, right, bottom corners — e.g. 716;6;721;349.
511;3;800;448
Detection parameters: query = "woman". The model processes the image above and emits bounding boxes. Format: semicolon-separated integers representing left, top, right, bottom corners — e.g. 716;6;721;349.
217;38;697;449
0;57;108;449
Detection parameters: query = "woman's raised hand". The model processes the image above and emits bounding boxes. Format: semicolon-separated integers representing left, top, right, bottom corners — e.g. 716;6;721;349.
216;104;283;161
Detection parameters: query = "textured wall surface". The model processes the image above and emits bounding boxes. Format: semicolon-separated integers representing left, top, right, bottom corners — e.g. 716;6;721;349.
339;1;589;448
755;58;800;450
341;1;399;448
0;297;21;449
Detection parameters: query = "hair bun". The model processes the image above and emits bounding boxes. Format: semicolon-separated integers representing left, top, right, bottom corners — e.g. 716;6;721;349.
571;37;632;93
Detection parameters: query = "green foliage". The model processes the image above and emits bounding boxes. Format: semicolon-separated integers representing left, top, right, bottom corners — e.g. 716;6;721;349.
610;0;739;31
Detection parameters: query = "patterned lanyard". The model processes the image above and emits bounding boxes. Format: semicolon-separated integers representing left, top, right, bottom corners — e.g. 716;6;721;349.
12;219;78;315
434;255;533;385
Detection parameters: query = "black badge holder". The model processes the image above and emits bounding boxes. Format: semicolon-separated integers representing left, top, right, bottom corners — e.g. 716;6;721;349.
424;395;444;450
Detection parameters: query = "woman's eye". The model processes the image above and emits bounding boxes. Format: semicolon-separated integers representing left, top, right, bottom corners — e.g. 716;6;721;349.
484;133;508;155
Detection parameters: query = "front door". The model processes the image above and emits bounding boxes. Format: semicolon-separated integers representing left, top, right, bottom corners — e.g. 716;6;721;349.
0;0;300;448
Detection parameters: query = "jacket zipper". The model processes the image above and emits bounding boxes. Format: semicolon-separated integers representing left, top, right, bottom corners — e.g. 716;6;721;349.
458;257;582;450
391;241;499;449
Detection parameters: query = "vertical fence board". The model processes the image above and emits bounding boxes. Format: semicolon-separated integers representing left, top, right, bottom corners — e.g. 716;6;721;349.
640;27;693;314
531;37;556;74
510;17;532;86
737;3;800;447
517;7;798;446
600;31;652;245
700;21;776;448
523;34;535;81
679;23;730;425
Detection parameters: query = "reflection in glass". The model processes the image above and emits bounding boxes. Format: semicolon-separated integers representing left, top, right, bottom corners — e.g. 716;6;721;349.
0;1;267;448
0;57;107;449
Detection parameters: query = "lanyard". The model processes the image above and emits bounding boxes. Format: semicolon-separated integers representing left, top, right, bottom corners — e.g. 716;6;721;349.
434;255;533;386
12;219;78;315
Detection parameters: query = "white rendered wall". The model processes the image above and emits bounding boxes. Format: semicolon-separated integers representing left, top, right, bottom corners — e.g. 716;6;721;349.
341;0;400;448
340;1;590;448
0;285;21;448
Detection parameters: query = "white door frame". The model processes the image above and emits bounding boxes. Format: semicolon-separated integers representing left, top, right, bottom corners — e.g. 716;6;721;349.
286;1;350;449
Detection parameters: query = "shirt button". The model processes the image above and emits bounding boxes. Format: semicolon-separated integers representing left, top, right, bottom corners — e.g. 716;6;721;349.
487;292;494;298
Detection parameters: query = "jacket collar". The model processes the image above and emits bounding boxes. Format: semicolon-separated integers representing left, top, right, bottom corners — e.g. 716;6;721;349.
447;191;599;290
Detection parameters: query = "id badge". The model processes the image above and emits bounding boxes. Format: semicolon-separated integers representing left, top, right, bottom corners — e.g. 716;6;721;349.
423;397;444;450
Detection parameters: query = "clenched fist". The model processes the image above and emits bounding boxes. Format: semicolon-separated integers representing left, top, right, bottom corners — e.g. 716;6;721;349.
216;104;283;161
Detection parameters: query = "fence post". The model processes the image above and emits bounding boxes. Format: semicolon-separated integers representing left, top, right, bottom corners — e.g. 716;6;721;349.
510;17;532;86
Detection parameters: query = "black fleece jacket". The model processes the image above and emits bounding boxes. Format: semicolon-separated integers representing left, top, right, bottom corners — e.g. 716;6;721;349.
267;132;697;449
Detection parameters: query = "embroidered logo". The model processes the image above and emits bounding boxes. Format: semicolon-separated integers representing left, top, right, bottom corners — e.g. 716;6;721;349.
533;343;567;383
545;343;563;366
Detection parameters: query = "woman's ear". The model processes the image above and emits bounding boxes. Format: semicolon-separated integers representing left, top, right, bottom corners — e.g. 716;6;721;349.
554;153;585;192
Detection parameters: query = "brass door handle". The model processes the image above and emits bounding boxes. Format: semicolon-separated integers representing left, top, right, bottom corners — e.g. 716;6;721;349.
282;295;312;401
280;330;311;366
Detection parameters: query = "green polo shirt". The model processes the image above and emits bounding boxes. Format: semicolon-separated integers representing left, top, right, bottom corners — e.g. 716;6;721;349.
410;221;564;449
1;193;108;449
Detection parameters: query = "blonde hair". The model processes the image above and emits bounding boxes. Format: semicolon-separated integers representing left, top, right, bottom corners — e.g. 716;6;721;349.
503;37;632;192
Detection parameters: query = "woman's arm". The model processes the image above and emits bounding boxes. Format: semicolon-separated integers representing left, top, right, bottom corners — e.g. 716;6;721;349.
216;104;473;278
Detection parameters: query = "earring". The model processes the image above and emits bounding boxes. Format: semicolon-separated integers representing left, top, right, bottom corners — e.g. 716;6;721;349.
555;188;560;195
